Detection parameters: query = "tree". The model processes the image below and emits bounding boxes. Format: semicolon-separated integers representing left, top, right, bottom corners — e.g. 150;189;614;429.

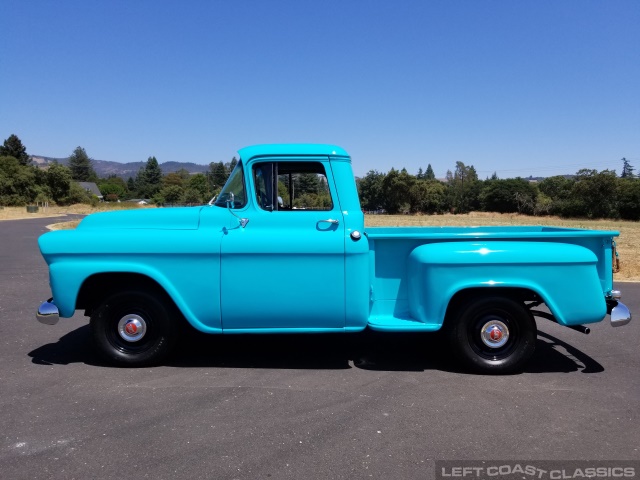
46;163;73;204
163;172;186;188
539;175;573;199
188;174;209;203
32;166;51;203
568;169;618;218
357;170;385;211
425;164;436;180
479;178;538;214
66;181;93;205
209;161;228;189
183;188;203;205
618;178;640;220
68;146;97;181
136;156;163;199
226;157;238;174
133;169;145;197
409;180;447;213
446;161;479;213
296;173;321;195
380;168;415;214
98;176;128;200
177;168;192;181
0;156;37;205
533;193;553;216
157;185;184;204
145;156;163;186
538;175;575;216
621;158;635;178
0;134;30;166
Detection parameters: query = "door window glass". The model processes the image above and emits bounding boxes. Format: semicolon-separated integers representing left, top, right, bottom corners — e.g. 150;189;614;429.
252;162;333;211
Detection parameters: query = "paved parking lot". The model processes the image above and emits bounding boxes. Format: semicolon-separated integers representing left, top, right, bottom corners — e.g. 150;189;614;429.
1;216;639;479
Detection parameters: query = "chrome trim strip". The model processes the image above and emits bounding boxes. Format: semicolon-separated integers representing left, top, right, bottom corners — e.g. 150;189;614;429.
36;298;59;325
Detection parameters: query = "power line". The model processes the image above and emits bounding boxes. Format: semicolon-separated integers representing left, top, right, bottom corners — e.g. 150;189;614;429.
475;159;626;175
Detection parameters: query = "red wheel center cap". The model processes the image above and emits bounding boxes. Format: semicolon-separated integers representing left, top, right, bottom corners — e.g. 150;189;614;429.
125;322;138;335
489;327;503;341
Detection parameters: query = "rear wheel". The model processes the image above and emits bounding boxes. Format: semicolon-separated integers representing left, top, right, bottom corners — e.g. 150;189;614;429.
90;289;178;367
446;295;536;374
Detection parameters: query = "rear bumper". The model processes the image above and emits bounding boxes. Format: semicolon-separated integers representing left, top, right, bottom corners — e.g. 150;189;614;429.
610;300;631;327
36;298;59;325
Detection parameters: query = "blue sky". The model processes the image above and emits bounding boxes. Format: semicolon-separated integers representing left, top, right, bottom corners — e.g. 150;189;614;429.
1;0;638;178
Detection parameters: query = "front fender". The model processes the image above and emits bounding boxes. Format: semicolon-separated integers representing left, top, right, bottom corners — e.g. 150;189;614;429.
48;256;222;333
407;241;606;327
39;227;223;333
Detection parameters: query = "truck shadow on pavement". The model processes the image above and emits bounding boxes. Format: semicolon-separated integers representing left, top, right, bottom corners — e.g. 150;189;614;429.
29;325;96;366
28;325;604;374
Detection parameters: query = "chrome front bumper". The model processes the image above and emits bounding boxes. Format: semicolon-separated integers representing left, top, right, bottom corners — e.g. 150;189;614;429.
36;298;59;325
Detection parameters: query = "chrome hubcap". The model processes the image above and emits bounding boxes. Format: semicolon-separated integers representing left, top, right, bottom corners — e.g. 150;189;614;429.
118;315;147;342
480;320;509;348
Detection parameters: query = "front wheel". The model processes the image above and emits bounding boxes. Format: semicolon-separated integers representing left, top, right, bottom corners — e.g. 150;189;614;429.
446;295;536;374
90;289;178;367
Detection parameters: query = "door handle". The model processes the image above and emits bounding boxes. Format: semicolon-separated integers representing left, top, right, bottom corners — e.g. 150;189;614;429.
318;219;339;225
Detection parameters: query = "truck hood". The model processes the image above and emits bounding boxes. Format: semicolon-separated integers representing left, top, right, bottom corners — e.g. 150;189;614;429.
39;206;232;257
77;207;205;230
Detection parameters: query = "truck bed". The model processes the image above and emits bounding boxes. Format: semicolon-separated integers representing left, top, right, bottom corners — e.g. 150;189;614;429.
364;225;617;330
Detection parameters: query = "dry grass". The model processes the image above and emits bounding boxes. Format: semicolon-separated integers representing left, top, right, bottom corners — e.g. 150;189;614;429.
0;203;152;223
366;212;639;282
48;219;82;231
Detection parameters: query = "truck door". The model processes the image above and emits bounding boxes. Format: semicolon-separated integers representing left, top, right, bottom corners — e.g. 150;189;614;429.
220;159;346;331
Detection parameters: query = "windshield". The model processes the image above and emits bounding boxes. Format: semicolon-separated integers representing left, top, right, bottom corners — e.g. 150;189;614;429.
214;160;247;208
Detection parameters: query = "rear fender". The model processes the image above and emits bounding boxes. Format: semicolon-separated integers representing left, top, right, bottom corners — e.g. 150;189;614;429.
407;241;606;327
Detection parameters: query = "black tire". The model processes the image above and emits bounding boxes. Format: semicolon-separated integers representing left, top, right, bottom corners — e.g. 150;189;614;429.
90;289;178;367
446;295;536;374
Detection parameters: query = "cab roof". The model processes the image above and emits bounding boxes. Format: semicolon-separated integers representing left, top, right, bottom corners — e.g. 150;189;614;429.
238;144;350;162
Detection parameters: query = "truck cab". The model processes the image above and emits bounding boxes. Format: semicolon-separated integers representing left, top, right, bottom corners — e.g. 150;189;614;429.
210;144;368;332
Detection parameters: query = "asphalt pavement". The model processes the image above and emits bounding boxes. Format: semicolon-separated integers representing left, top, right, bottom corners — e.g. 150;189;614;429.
1;216;638;479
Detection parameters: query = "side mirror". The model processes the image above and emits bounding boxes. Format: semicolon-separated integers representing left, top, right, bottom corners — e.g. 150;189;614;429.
221;192;249;228
218;192;235;207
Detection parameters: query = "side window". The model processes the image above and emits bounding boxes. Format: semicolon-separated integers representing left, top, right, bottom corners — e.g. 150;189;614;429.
252;162;333;211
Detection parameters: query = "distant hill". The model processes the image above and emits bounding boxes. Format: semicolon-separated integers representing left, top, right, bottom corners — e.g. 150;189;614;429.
523;175;575;182
31;156;210;179
31;155;575;182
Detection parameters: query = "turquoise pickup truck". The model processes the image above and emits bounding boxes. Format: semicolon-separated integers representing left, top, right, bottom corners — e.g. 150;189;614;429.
36;144;631;373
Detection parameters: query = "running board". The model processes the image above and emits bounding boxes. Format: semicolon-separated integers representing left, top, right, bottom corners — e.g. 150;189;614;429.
367;316;440;332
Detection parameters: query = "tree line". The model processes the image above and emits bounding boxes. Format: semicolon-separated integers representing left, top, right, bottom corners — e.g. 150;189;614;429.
358;159;640;220
0;134;238;207
1;133;638;220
